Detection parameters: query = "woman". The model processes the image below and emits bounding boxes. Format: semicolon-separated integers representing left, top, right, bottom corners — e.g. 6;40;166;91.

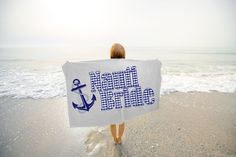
110;43;125;144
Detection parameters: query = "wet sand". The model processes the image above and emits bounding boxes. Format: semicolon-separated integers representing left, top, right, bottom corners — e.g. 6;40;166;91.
0;92;236;157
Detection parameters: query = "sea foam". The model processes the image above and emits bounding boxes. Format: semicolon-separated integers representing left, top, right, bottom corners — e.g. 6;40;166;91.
0;60;235;99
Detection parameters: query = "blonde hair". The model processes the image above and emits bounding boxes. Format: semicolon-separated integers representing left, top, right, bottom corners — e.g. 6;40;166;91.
110;43;125;59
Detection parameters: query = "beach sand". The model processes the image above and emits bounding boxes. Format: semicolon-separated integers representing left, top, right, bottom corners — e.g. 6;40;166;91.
0;92;236;157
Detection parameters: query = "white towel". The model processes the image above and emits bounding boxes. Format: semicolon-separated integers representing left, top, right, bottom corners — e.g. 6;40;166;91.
62;59;162;127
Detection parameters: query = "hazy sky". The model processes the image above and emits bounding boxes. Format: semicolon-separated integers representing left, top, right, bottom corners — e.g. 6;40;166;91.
0;0;235;47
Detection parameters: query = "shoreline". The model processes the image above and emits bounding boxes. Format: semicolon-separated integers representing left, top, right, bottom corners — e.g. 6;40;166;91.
0;92;236;157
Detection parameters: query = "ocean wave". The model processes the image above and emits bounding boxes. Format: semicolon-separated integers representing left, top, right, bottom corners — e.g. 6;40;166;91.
161;74;236;94
0;62;235;99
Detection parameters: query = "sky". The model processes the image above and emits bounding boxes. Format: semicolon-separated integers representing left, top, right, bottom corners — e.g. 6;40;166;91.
0;0;236;48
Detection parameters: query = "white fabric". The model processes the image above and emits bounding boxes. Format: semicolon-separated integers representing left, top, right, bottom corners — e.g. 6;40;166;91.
62;59;161;127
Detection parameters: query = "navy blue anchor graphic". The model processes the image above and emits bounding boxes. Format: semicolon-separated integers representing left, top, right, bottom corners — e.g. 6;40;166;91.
71;79;96;112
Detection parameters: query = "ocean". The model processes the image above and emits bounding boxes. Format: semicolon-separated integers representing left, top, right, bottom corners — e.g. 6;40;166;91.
0;46;235;99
